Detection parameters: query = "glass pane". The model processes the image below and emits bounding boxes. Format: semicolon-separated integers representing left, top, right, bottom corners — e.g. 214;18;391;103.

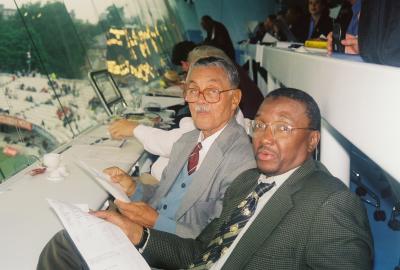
0;0;184;182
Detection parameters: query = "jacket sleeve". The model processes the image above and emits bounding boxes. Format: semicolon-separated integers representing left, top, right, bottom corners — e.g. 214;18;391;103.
305;190;374;270
142;200;230;269
141;177;244;269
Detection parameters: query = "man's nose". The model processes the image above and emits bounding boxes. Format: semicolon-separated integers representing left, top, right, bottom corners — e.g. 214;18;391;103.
261;126;275;144
197;91;208;103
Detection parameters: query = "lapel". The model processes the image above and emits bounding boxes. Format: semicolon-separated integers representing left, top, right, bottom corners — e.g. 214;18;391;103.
222;159;317;269
176;119;241;219
152;131;199;201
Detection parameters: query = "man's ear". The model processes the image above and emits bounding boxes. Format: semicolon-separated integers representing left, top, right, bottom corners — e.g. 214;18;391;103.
181;61;190;72
231;89;242;110
307;131;320;153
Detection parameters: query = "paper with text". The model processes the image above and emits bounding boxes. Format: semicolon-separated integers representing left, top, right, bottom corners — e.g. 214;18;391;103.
47;199;151;270
78;161;130;203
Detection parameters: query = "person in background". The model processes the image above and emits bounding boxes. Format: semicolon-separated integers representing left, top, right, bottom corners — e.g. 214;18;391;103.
345;0;361;36
306;0;333;39
248;21;267;44
263;14;277;37
285;6;308;42
201;15;236;61
171;40;197;72
248;15;278;44
272;7;307;42
327;0;361;54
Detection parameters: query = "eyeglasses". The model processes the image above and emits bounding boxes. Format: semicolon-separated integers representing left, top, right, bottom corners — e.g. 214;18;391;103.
184;87;237;103
250;120;317;139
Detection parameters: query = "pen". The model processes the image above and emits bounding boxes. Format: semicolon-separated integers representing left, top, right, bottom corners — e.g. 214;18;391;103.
90;137;109;145
119;139;127;148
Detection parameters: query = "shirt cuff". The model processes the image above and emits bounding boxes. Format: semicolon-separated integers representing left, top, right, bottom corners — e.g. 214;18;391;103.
154;214;176;234
133;124;150;139
129;182;143;201
137;228;150;254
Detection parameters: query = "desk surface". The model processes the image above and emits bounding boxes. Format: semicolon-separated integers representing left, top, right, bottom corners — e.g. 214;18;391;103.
0;124;144;269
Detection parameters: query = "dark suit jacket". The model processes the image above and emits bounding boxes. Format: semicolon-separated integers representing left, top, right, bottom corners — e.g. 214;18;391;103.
307;14;333;39
236;63;264;119
204;20;236;61
143;159;373;270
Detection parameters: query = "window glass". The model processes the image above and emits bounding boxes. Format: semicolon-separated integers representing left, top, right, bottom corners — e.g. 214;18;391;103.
0;0;183;182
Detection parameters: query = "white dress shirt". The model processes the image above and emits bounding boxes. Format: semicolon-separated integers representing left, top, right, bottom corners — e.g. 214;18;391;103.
196;124;227;170
210;167;299;270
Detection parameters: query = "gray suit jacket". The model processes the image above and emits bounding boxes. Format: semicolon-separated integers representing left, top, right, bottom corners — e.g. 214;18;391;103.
143;159;374;270
142;118;256;238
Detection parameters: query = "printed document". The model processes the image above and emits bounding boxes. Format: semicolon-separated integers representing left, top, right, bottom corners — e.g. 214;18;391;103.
77;161;130;203
47;199;150;270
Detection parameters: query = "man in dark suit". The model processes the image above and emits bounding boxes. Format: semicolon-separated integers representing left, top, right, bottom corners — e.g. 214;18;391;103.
201;15;236;62
306;0;333;39
37;88;373;270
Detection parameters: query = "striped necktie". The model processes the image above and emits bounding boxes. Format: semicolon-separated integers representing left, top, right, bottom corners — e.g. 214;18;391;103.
189;181;276;269
187;142;202;175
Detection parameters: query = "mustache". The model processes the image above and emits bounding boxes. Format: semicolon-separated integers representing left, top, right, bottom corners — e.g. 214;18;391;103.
194;104;211;113
256;144;276;155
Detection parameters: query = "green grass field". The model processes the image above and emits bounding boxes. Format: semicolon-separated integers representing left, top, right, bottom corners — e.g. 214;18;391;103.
0;148;31;182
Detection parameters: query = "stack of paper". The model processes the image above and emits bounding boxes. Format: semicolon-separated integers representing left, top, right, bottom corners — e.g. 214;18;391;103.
47;199;150;270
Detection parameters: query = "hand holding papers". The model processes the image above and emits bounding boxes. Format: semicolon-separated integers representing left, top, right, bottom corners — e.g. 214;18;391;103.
78;161;131;203
47;199;150;270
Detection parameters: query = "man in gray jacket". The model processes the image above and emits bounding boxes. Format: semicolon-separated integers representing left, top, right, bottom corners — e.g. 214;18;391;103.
101;56;256;240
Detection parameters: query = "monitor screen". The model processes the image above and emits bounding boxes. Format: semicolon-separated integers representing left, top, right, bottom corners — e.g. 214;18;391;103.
93;72;120;104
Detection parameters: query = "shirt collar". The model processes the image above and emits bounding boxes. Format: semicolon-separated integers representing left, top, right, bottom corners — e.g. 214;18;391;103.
258;166;300;188
197;123;227;149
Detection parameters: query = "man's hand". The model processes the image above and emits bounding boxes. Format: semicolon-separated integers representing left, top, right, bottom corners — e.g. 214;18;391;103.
103;167;136;196
327;32;359;55
115;200;159;228
94;210;144;245
108;119;138;139
341;34;359;54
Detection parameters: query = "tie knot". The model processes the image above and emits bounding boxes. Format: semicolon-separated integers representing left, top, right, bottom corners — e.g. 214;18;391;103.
194;142;202;151
254;181;275;197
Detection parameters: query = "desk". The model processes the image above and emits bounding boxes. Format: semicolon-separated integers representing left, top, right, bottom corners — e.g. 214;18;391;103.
0;124;144;269
141;95;184;109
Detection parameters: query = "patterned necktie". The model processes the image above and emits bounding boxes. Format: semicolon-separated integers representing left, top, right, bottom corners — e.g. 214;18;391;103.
187;142;202;175
189;181;276;270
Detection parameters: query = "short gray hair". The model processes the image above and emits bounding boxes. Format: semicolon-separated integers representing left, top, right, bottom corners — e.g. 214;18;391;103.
187;45;230;64
188;56;240;88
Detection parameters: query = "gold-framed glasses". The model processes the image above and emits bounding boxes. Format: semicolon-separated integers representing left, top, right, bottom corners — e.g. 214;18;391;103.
250;120;317;139
184;87;237;103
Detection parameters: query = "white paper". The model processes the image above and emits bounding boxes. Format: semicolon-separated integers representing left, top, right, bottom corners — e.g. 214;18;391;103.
69;144;142;165
77;161;131;203
47;199;151;270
